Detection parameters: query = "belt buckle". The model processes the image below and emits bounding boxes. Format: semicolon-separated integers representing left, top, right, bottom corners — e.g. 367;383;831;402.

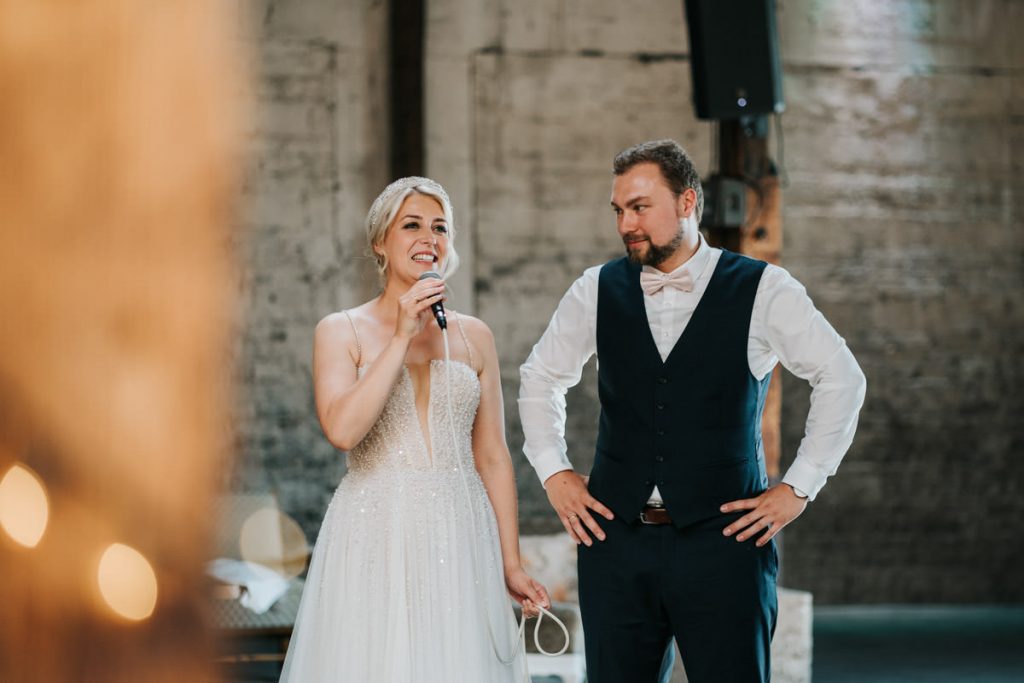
640;505;664;525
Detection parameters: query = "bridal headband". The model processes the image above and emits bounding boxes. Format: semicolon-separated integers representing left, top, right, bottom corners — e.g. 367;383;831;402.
367;176;453;229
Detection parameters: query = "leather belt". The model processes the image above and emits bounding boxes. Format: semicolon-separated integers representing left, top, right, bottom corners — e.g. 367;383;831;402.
639;505;672;525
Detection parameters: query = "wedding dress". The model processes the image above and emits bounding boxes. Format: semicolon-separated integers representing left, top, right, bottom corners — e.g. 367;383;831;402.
279;313;528;682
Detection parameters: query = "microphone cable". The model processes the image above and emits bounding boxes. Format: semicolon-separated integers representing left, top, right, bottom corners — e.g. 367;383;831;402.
439;325;570;670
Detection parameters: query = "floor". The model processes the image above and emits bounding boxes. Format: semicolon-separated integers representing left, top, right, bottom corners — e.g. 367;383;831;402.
811;605;1024;683
226;605;1024;682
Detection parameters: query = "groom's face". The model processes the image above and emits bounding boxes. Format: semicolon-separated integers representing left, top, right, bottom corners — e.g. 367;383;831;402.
611;163;689;268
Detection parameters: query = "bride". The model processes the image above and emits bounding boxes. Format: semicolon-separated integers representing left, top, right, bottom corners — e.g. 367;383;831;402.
279;177;549;681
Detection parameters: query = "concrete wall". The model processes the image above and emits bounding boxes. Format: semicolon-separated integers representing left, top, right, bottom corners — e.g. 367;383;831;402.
233;0;389;532
773;0;1024;603
237;0;1024;603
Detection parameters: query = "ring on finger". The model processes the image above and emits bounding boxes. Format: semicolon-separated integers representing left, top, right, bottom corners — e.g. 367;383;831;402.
568;513;579;522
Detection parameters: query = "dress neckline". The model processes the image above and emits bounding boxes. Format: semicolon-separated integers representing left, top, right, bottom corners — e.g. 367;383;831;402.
400;359;479;467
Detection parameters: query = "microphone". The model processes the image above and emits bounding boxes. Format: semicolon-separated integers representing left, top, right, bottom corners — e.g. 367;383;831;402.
417;270;447;330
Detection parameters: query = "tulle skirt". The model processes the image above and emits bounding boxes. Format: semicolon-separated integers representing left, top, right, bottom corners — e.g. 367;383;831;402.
279;465;529;682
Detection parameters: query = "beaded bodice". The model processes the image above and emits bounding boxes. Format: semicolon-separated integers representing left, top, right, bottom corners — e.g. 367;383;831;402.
347;360;481;475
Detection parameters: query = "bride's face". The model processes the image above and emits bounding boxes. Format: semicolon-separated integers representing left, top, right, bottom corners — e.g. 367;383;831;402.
377;192;449;284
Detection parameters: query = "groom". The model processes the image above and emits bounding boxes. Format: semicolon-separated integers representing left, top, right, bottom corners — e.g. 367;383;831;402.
519;139;866;682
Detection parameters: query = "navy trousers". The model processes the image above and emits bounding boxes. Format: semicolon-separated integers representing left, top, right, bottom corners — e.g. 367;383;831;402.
577;512;778;683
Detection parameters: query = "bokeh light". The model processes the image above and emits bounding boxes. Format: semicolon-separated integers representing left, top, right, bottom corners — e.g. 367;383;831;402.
97;543;159;621
0;463;50;548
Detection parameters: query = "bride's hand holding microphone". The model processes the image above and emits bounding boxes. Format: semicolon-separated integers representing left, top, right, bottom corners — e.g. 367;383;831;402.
395;276;446;339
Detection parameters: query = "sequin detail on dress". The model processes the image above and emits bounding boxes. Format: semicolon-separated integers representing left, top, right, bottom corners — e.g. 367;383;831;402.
279;359;527;682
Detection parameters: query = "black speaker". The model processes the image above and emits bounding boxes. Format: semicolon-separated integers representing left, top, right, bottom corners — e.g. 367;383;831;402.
684;0;784;120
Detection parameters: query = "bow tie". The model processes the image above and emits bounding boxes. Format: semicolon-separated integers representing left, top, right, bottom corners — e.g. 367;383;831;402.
640;269;694;296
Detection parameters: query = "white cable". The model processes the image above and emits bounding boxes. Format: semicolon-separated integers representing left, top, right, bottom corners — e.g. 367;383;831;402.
441;328;571;669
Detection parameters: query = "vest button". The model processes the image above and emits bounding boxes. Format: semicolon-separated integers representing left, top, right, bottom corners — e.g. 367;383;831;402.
657;377;669;384
655;455;665;462
656;403;665;410
657;429;665;436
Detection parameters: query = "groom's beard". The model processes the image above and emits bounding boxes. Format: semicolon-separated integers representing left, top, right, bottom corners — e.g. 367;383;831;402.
625;227;684;268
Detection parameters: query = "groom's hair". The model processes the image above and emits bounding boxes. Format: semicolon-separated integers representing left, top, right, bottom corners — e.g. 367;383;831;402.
613;139;704;223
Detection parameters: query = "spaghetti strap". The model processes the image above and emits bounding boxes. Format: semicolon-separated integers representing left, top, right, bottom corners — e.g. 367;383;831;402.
342;310;362;368
452;311;476;372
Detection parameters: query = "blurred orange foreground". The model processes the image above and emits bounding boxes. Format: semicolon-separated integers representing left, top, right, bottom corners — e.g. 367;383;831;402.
0;2;245;681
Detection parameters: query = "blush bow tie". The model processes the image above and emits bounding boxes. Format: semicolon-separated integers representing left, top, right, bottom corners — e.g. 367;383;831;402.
640;269;694;296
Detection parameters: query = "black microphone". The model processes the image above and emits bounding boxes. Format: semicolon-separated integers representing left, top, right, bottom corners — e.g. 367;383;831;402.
417;270;447;330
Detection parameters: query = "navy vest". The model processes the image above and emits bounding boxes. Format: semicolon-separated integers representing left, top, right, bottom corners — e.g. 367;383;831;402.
588;250;772;529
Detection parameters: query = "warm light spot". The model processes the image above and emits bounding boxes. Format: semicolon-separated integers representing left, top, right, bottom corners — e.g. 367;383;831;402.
0;463;50;548
97;543;158;621
239;507;309;579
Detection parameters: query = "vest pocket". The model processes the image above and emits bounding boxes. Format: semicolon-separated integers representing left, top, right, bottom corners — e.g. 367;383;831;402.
697;455;752;470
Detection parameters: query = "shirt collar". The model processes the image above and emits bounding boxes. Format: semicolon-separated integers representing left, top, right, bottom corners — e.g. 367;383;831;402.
641;234;712;282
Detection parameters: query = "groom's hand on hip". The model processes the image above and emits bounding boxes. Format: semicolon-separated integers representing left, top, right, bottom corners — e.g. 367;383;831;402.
544;470;614;547
720;484;808;547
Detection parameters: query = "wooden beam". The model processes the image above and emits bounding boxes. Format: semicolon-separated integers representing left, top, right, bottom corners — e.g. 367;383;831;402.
389;0;426;178
706;119;783;479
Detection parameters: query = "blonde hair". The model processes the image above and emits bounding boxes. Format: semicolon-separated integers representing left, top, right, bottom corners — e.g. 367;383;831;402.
365;177;460;280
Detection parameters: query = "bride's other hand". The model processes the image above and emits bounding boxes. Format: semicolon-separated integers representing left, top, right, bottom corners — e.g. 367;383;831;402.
395;278;446;339
504;566;550;618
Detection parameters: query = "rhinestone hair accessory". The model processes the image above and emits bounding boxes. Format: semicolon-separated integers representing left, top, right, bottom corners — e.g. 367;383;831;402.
367;176;453;231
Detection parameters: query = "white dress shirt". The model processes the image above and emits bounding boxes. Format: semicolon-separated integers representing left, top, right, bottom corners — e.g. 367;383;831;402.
518;237;867;502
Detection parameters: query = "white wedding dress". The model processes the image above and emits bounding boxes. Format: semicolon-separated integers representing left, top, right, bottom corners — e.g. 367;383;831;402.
279;316;528;682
